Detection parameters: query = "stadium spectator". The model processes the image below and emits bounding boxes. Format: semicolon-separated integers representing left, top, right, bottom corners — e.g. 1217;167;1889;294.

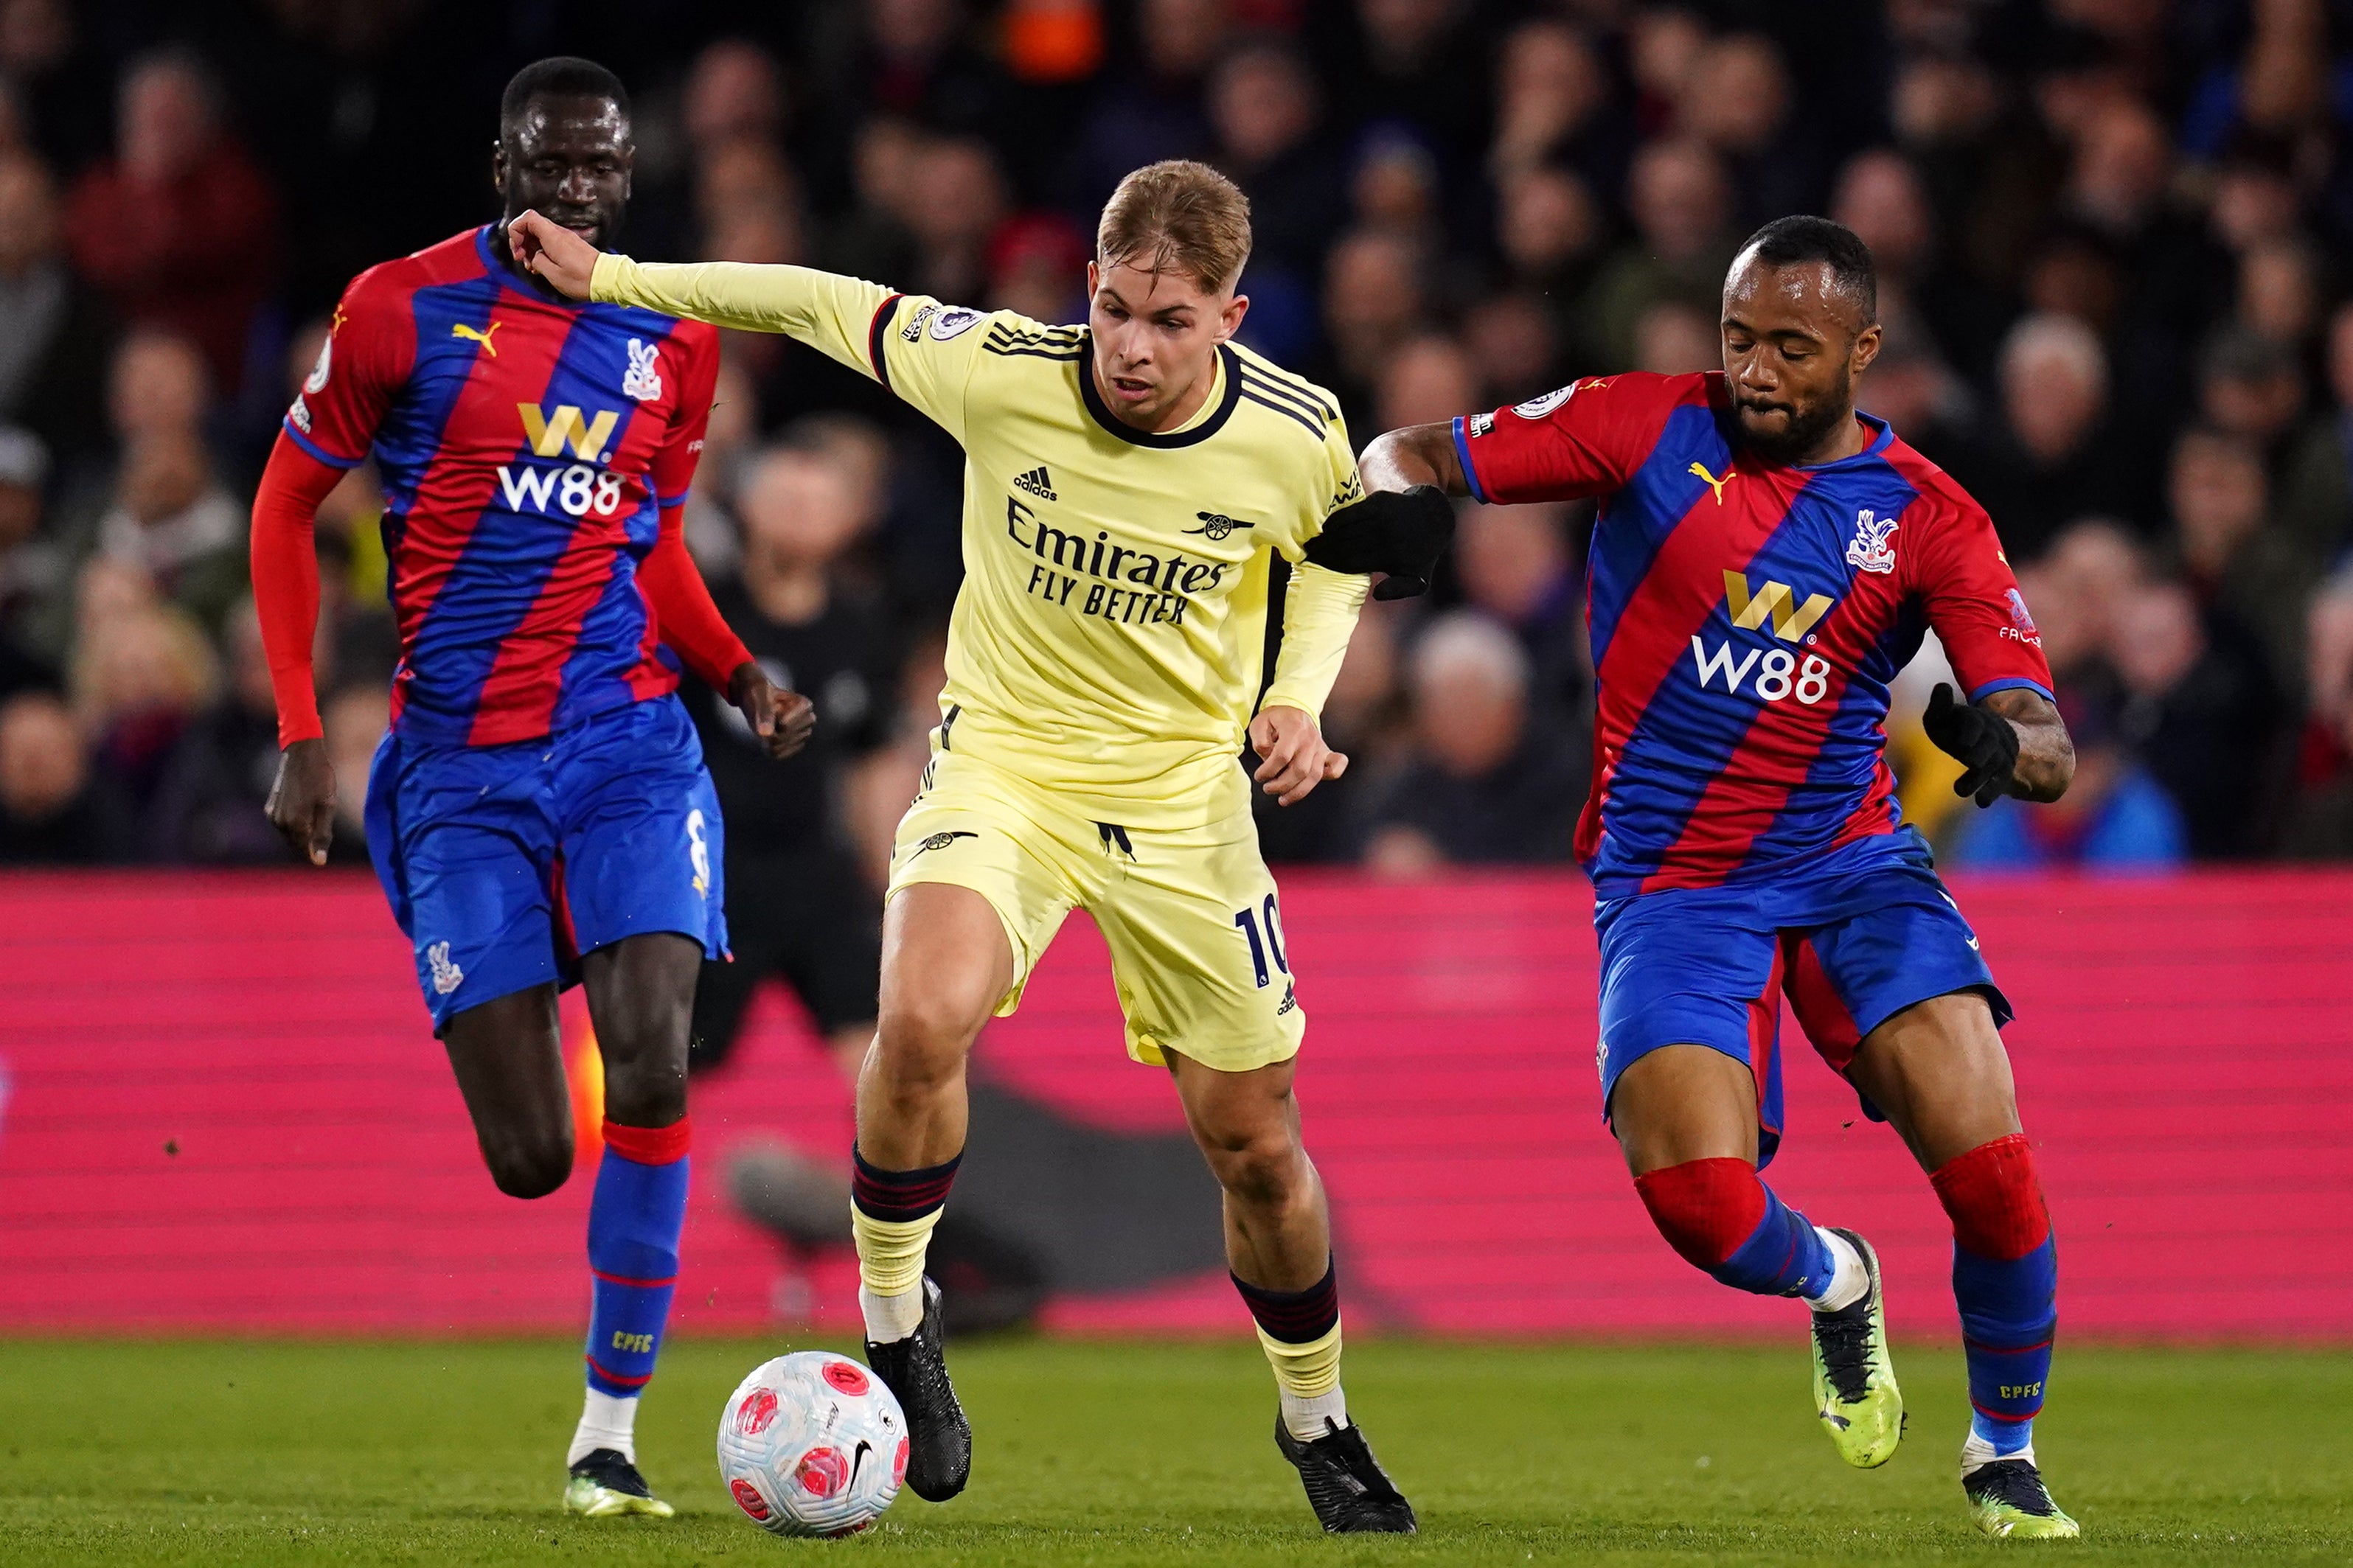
1581;137;1736;370
96;428;245;636
1324;0;1492;167
2258;302;2353;569
2111;576;2287;860
69;593;217;822
1451;499;1588;725
1677;32;1825;230
1950;689;2187;874
147;596;285;863
902;135;1009;307
1461;290;1563;408
0;689;127;863
1493;165;1606;363
2282;571;2353;857
986;211;1089;325
62;51;278;393
320;682;386;864
1487;18;1629;204
2163;426;2309;691
0;152;114;470
1060;0;1223;212
2237;235;2323;350
683;445;900;1072
1630;299;1717;374
0;425;61;674
1206;41;1344;282
695;139;805;268
1257;598;1408;865
0;0;2346;870
1318;226;1426;422
1831;147;1998;389
1359;612;1584;874
683;38;786;155
1374;335;1476;436
1951;313;2161;558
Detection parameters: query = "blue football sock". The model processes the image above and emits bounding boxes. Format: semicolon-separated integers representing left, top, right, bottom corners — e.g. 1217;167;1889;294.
584;1118;691;1400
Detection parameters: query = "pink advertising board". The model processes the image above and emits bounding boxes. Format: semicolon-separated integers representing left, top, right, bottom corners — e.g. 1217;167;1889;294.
1;869;2345;1340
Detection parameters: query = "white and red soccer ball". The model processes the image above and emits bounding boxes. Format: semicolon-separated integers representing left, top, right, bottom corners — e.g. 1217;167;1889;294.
718;1351;908;1538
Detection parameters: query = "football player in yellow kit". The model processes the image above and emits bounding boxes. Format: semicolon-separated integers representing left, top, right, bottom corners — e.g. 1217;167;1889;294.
512;160;1447;1533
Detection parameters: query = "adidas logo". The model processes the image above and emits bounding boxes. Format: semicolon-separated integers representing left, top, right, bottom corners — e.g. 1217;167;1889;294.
1012;465;1057;501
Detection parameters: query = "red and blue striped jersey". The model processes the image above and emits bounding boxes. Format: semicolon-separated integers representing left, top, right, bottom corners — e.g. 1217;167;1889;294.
1455;372;2053;899
283;227;721;748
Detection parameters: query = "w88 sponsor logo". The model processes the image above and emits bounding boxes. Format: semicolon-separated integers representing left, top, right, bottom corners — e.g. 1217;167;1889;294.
496;401;629;518
498;461;626;518
1690;637;1832;705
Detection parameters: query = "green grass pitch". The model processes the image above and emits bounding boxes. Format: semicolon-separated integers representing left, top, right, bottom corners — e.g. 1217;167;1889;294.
4;1338;2346;1566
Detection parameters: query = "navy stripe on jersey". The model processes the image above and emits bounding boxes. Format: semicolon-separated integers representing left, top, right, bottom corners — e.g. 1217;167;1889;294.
869;294;903;390
1235;369;1331;434
1238;384;1325;439
1234;353;1338;419
1586;402;1727;672
1592;478;1820;888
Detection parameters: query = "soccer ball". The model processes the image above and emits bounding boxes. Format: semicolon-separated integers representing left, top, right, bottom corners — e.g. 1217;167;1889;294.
718;1351;908;1538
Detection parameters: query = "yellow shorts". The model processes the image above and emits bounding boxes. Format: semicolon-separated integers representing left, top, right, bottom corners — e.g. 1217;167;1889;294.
885;748;1305;1073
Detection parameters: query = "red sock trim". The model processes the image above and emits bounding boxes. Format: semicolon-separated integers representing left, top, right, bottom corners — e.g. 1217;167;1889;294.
585;1354;654;1389
602;1115;692;1165
591;1269;679;1289
1930;1133;2049;1261
1634;1157;1768;1269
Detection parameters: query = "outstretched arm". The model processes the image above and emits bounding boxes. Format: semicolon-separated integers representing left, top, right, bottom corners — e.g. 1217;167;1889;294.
510;211;981;440
1359;421;1469;497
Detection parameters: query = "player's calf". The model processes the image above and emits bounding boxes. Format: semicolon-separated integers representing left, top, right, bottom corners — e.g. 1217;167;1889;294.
1635;1158;1903;1468
852;1151;972;1501
1931;1132;2071;1533
566;1115;691;1519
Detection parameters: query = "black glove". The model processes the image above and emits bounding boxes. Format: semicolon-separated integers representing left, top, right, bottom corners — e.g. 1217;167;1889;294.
1922;683;2019;807
1304;484;1456;601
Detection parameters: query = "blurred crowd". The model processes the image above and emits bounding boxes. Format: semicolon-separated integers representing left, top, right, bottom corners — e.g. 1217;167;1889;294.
2;0;2352;877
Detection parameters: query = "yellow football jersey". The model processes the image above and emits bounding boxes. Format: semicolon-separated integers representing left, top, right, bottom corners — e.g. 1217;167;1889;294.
592;257;1369;829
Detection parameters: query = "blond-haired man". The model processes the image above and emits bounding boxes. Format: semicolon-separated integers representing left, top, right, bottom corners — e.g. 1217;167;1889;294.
512;161;1425;1533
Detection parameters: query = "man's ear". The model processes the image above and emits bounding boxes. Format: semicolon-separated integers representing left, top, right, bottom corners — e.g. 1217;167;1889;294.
1217;291;1250;345
1085;258;1100;297
490;142;507;200
1851;320;1883;377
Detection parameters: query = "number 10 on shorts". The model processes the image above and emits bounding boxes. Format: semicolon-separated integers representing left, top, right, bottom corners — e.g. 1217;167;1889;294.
1233;895;1290;989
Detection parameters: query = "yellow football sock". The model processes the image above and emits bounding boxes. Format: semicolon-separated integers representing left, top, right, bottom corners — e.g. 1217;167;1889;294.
1257;1317;1343;1397
850;1205;941;1300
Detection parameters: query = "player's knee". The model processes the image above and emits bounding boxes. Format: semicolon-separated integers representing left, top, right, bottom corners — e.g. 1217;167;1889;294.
1633;1158;1763;1272
875;991;985;1081
1929;1132;2051;1260
481;1128;572;1199
1199;1126;1305;1208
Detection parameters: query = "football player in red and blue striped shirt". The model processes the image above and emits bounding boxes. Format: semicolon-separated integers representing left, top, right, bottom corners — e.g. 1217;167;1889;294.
1358;217;2081;1539
249;57;813;1520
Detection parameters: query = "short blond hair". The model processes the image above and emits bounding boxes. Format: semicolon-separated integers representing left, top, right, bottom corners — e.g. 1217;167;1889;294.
1096;160;1252;295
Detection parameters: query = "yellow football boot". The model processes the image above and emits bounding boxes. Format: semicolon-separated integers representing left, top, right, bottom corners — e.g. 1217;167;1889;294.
1809;1227;1904;1468
1964;1455;2081;1539
563;1449;675;1519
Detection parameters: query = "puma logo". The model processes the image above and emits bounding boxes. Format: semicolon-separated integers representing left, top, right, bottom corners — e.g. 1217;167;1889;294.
1688;461;1734;504
451;321;502;355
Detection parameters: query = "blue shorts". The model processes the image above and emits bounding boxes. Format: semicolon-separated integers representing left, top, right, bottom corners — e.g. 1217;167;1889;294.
365;695;728;1031
1593;829;2009;1167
